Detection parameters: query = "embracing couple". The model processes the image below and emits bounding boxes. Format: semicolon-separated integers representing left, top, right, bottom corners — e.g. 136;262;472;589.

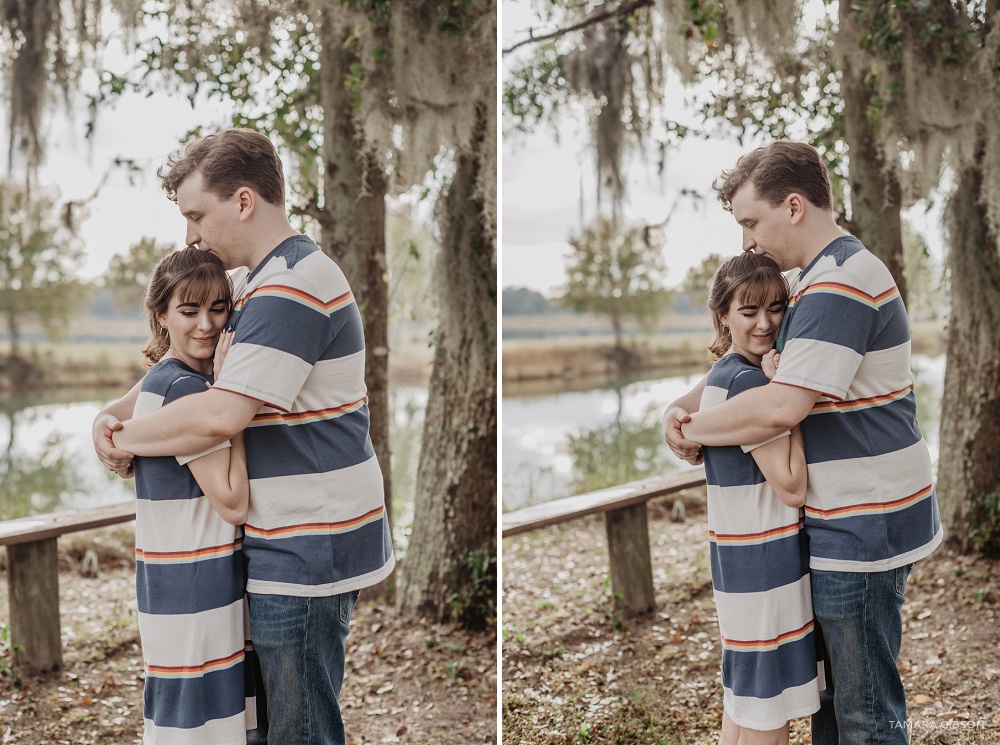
92;128;395;745
669;141;943;744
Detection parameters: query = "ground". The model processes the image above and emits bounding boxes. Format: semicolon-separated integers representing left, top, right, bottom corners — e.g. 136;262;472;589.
502;491;1000;745
0;526;497;745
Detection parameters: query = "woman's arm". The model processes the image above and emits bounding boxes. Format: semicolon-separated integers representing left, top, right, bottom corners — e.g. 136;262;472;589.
749;425;807;508
185;431;250;525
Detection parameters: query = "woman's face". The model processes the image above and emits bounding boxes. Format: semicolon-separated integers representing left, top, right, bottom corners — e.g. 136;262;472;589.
720;291;785;365
156;288;229;374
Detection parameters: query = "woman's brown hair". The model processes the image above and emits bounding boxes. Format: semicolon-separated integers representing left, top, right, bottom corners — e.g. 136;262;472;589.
142;247;233;367
706;252;789;363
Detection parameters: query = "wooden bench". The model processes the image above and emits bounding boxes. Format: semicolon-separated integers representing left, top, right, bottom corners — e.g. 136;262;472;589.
0;501;136;671
502;467;707;616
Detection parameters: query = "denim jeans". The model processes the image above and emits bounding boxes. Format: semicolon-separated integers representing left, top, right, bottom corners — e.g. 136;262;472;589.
811;566;911;745
246;590;360;745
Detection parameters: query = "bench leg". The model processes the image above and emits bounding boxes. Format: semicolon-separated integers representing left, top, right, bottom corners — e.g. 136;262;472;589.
8;539;62;672
605;504;655;616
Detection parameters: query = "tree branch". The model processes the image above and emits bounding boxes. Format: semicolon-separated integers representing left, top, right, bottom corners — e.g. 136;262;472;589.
502;0;653;56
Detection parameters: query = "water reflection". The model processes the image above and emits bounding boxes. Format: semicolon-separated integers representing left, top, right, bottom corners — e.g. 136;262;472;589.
502;354;945;512
565;388;677;495
0;390;134;521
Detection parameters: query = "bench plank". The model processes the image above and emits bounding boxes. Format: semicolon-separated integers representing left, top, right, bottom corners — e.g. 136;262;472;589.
0;501;136;547
501;467;706;537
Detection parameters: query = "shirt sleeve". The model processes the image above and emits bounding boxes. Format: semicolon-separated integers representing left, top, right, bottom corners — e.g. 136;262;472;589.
772;280;880;400
727;367;793;453
162;374;232;466
213;272;337;411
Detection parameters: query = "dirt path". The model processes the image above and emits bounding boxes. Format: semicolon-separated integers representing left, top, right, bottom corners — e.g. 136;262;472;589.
0;527;496;745
502;494;1000;744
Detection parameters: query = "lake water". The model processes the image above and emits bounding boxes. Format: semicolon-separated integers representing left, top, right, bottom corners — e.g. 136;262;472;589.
0;386;428;525
501;354;946;512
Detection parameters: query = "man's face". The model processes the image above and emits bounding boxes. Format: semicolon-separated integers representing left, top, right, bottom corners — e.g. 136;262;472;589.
730;182;798;271
175;172;241;269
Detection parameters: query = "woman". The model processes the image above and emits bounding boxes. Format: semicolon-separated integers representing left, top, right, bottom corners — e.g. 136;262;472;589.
132;247;255;743
700;251;821;745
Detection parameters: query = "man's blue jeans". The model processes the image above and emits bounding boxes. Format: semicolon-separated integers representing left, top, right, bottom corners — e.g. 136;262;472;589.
811;566;911;745
246;590;360;745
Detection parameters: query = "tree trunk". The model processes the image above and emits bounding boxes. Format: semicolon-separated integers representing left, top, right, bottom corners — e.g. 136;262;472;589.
319;10;393;576
937;150;1000;557
7;311;19;358
839;3;908;305
396;104;497;628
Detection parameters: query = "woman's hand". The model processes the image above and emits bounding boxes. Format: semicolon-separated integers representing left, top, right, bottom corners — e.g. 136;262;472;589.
762;350;781;380
214;328;234;379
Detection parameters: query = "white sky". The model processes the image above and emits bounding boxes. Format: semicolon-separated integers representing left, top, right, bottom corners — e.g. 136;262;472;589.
1;9;235;282
500;0;947;298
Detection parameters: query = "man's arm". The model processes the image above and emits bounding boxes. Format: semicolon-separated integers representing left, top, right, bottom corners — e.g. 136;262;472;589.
112;388;264;457
682;382;822;447
93;381;142;472
662;375;707;463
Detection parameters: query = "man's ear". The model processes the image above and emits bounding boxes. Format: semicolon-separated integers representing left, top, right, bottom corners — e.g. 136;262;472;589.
236;187;255;222
787;193;805;225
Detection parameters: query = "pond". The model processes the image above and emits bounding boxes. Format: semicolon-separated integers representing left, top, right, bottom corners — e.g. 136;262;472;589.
501;354;946;512
0;385;428;526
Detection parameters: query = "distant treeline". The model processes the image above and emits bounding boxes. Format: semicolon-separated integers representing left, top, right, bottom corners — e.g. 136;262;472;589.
502;286;705;317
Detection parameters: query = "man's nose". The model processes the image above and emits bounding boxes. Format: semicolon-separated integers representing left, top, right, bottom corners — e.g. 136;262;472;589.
185;226;200;248
741;230;756;252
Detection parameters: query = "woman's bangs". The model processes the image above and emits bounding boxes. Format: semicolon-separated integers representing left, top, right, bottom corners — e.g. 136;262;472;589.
738;270;788;310
175;270;231;309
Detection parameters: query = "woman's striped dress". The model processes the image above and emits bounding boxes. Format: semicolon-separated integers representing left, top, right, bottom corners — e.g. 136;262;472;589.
700;353;822;730
133;358;256;744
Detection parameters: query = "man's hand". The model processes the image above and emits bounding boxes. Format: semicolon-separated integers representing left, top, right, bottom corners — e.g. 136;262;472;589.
762;350;781;380
93;413;135;477
662;406;703;465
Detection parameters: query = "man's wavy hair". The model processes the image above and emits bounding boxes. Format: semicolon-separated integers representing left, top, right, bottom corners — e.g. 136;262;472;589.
157;128;285;207
713;141;833;213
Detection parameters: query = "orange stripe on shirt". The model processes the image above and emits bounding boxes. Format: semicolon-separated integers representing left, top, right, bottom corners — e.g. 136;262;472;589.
809;385;913;414
804;484;933;520
235;286;353;314
789;282;898;308
250;398;368;426
244;506;384;540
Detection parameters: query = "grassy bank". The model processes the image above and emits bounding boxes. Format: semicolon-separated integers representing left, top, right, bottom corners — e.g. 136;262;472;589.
501;318;947;384
1;339;434;391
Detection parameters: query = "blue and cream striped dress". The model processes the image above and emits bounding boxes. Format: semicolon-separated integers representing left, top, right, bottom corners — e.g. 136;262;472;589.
701;353;822;730
133;358;256;744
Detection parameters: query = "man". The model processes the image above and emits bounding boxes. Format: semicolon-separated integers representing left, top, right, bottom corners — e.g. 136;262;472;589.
663;141;942;744
94;128;395;745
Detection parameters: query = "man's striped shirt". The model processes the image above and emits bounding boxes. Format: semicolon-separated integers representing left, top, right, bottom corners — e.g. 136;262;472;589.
215;235;395;596
773;236;943;572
